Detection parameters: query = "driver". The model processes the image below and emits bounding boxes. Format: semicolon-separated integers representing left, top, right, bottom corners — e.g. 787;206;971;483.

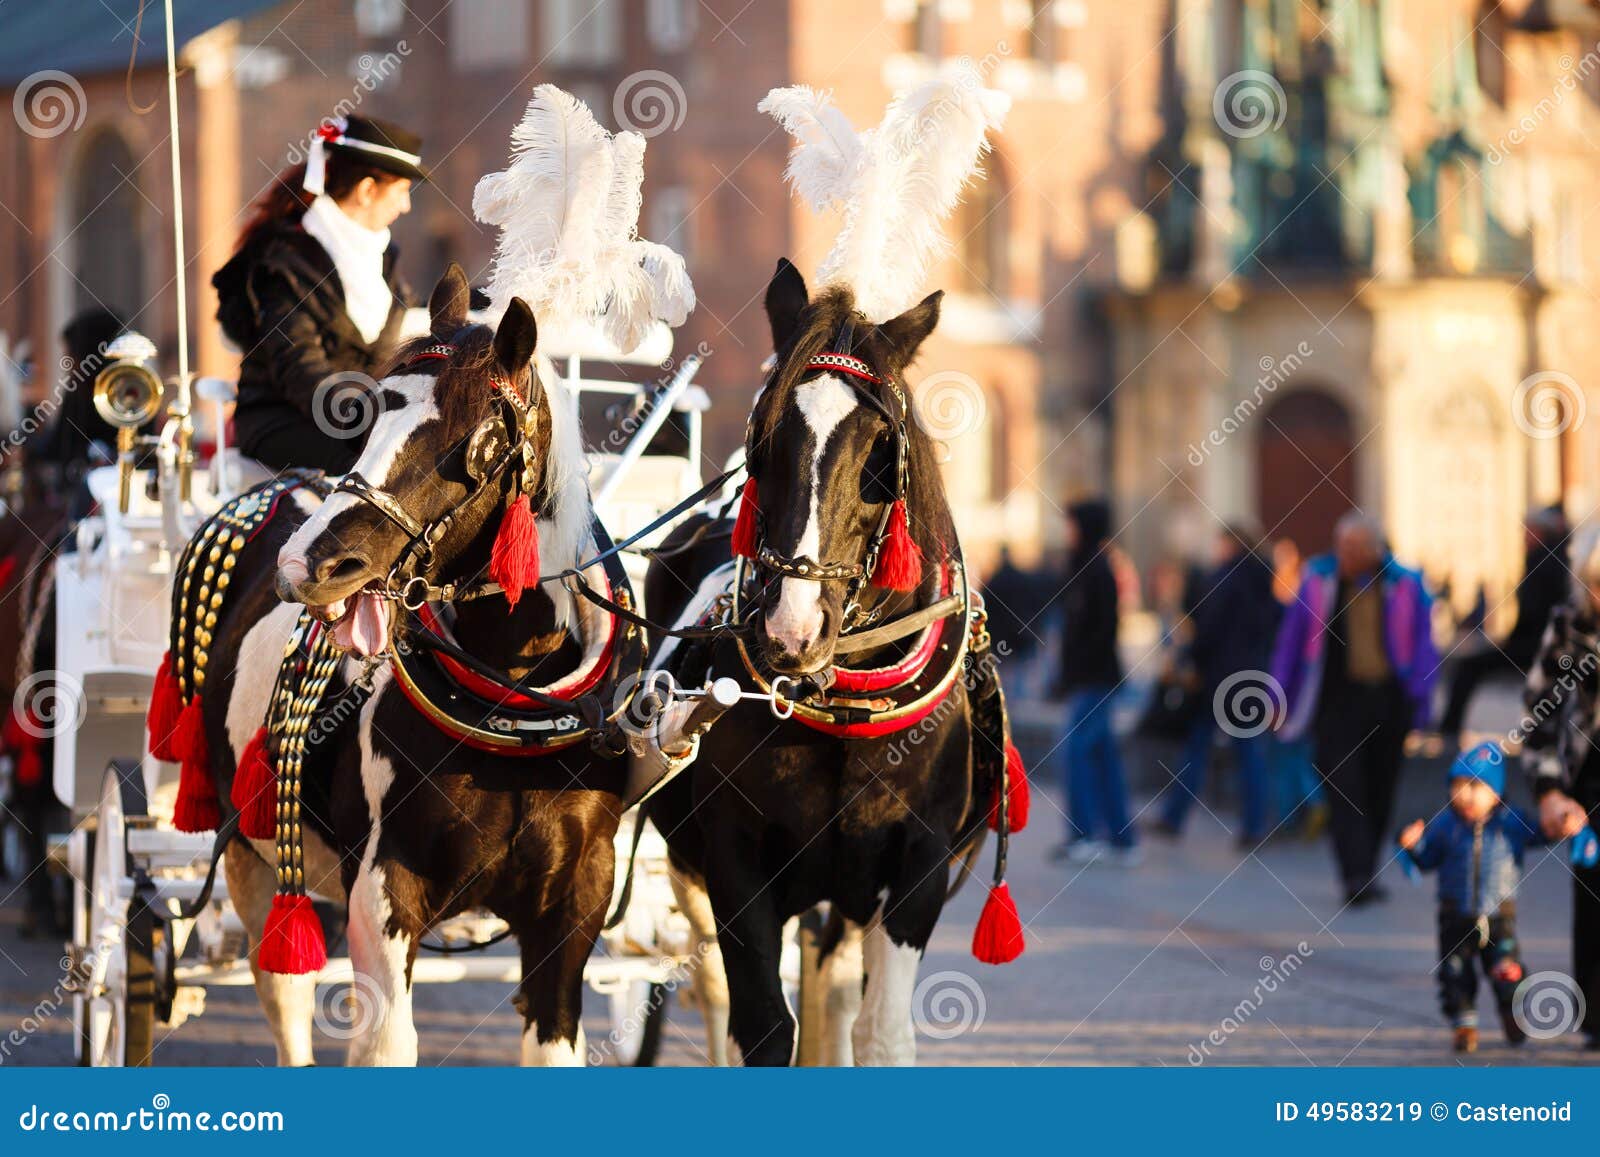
213;115;426;474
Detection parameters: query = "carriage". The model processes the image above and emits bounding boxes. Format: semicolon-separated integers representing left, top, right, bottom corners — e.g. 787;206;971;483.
51;325;740;1067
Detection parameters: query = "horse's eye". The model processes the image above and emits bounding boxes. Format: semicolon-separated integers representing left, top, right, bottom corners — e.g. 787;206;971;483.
860;434;896;504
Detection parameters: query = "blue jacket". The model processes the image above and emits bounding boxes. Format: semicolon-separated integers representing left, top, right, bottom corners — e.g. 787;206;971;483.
1402;807;1546;915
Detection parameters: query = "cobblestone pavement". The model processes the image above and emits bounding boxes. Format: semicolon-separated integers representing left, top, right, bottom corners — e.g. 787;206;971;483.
3;689;1598;1066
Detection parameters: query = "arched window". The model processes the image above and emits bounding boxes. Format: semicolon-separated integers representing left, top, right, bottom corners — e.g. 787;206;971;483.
953;156;1009;298
1475;1;1508;105
1256;388;1357;554
70;130;145;324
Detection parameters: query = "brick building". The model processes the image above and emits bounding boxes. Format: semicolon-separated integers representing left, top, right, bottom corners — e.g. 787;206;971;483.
8;1;1600;596
2;0;1126;571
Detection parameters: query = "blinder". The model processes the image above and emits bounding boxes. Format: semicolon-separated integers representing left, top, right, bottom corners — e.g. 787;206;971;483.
332;340;543;598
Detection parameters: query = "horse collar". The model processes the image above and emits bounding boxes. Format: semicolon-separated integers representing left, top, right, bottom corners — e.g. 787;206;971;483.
728;557;972;739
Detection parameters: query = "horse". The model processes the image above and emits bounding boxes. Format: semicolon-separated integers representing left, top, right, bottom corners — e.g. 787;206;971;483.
641;259;1019;1066
152;264;638;1066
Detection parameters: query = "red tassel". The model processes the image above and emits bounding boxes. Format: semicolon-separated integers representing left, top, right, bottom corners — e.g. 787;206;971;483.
147;653;184;761
16;745;42;788
258;894;327;975
171;696;218;832
871;498;923;591
490;494;542;610
172;696;206;763
972;882;1025;964
988;742;1031;834
5;708;44;787
232;727;277;840
173;755;220;832
731;477;760;559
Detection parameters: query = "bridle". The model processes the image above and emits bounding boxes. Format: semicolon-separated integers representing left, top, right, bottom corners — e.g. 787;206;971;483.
745;332;915;630
329;340;543;610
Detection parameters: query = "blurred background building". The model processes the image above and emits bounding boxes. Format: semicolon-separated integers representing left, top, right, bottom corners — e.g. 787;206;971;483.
3;0;1600;615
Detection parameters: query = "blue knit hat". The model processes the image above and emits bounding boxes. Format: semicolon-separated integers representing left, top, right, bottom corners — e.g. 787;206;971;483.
1449;741;1505;796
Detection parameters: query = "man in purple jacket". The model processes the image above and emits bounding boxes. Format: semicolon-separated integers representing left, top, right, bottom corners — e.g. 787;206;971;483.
1270;512;1439;906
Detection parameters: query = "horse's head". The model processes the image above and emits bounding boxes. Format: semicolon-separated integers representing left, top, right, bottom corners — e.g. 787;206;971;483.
743;259;948;675
277;263;550;655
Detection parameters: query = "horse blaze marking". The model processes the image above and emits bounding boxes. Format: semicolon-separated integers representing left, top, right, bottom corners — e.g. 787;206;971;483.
767;375;858;653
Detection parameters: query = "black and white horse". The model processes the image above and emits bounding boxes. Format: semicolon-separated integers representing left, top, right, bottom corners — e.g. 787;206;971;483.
163;266;631;1065
643;260;1014;1066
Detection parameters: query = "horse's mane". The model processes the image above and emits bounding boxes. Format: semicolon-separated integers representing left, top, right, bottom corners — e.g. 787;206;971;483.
750;287;954;562
382;328;591;627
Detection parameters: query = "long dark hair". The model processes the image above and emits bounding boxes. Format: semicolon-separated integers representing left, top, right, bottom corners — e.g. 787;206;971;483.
234;157;401;253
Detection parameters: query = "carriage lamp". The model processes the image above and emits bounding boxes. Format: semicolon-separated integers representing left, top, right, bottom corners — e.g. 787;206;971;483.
92;332;165;514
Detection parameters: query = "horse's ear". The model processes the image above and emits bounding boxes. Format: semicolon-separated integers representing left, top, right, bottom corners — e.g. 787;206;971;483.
765;258;808;352
877;290;942;365
429;262;471;338
494;297;538;379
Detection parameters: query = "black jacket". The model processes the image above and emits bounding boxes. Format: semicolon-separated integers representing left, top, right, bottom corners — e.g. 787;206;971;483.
1507;532;1571;665
213;222;407;467
1057;500;1122;693
1188;547;1279;692
1523;599;1600;803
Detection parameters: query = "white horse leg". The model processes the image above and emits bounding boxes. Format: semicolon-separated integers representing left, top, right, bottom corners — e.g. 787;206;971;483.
344;863;418;1067
669;866;730;1066
520;1022;587;1066
820;919;865;1066
852;919;922;1066
225;840;316;1066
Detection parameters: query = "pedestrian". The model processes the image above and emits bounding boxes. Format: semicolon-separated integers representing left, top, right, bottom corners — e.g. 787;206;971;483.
213;115;427;474
981;545;1049;700
1267;536;1327;838
1051;499;1139;866
1520;540;1600;1048
1438;507;1570;742
1397;741;1544;1054
1270;511;1439;905
1151;523;1276;848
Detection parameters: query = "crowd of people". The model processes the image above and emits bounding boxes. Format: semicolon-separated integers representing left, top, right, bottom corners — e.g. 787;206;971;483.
981;498;1600;1052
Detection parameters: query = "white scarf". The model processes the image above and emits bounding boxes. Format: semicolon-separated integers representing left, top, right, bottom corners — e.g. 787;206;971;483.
301;194;394;344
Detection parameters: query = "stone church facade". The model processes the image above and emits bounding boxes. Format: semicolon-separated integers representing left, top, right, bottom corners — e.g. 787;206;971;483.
1108;0;1600;624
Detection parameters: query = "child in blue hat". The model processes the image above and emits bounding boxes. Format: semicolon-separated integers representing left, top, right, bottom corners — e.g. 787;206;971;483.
1397;741;1548;1053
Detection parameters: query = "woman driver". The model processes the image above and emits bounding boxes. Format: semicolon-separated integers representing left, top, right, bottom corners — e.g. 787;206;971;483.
213;115;426;473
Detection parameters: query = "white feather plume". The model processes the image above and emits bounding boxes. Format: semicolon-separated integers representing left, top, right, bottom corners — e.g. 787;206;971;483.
756;86;863;211
472;86;697;625
473;85;695;353
762;71;1010;321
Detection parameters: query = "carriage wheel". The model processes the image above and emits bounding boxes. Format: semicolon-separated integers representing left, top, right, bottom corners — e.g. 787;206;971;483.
81;762;157;1067
608;981;667;1067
